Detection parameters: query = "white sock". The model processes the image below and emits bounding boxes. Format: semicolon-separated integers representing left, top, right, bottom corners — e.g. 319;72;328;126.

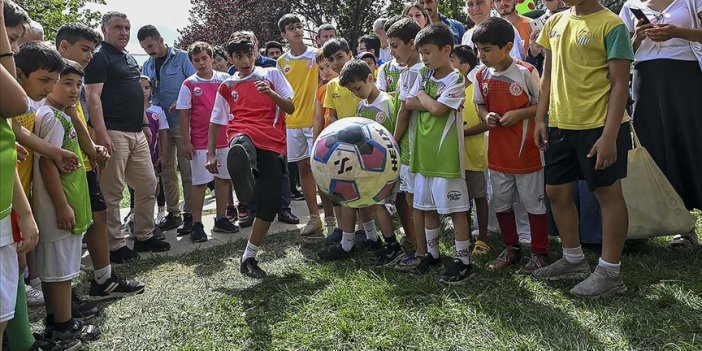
363;220;379;242
94;265;112;285
455;240;471;265
562;246;585;264
598;257;621;276
29;277;41;290
341;231;355;252
242;241;259;261
426;227;441;259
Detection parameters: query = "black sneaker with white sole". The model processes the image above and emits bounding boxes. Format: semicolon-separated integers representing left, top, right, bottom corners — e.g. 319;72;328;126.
213;216;239;233
190;222;208;243
176;213;193;236
440;259;476;285
375;242;405;266
158;212;182;231
45;319;101;343
71;291;98;320
411;254;443;275
240;257;267;278
318;244;355;261
30;333;82;351
133;236;171;252
227;135;256;204
87;272;145;301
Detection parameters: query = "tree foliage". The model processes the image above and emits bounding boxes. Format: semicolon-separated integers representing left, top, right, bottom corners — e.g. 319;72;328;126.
16;0;105;41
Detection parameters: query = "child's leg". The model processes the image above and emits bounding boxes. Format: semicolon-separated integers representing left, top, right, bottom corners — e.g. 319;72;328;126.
395;192;415;244
490;171;520;249
424;210;440;258
7;275;35;351
339;206;357;251
191;184;208;224
474;197;489;243
0;242;19;348
593;181;628;265
374;205;395;241
320;192;336;233
546;183;580;251
85;210;111;276
297;158;320;218
410;193;427;255
42;281;72;324
516;170;549;255
214;178;230;217
450;211;472;265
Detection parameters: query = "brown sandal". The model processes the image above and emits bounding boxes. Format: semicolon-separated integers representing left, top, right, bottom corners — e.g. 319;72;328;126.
669;230;699;253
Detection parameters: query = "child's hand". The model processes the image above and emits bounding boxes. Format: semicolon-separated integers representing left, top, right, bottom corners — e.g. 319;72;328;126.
95;145;110;166
56;204;76;231
183;142;194;161
534;120;548;151
155;157;165;173
255;80;274;96
205;152;219;174
15;143;28;162
486;112;501;128
52;148;80;173
16;214;39;254
588;136;617;170
499;111;520;127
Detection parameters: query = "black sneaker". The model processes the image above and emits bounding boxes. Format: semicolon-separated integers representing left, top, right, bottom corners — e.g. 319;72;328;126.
46;319;101;343
278;209;300;224
411;254;442;275
213;217;239;234
71;291;98;320
240;257;267;278
365;238;383;253
109;246;140;264
225;204;238;221
239;215;254;228
375;242;404;266
190;222;208;243
176;213;193;236
325;228;343;245
133;236;171;252
227;138;256;204
318;244;355;261
87;271;145;301
291;191;305;201
158;212;182;231
152;225;166;240
440;259;476;285
29;334;81;351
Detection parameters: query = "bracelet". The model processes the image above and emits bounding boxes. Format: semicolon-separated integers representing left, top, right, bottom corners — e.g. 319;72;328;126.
142;123;150;127
0;52;13;58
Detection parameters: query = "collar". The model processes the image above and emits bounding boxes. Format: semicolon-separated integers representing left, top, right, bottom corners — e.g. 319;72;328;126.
101;41;126;54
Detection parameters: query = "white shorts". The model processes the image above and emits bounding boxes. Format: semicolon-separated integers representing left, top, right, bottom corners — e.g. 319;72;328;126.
413;174;470;214
0;242;18;323
190;148;229;185
399;164;415;194
286;128;313;162
34;235;82;283
489;169;546;215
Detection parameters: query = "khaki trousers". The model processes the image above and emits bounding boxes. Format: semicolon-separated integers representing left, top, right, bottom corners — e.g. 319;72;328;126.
160;127;192;214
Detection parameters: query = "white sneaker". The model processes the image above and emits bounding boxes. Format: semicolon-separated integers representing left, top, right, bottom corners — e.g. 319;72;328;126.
156;209;167;225
385;203;397;215
519;232;531;245
301;215;323;236
26;284;45;306
323;216;337;235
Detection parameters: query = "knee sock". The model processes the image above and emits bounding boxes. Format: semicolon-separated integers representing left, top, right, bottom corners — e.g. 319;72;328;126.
341;231;355;252
495;211;519;247
242;241;259;261
363;220;379;242
562;246;585;263
94;265;112;285
425;227;441;259
527;213;549;255
455;240;471;265
7;275;36;351
598;257;621;276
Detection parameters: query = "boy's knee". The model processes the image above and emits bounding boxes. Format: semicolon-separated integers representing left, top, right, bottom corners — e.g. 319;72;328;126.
546;184;572;203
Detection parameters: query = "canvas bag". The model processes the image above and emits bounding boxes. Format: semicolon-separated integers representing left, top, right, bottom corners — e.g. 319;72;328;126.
621;124;696;239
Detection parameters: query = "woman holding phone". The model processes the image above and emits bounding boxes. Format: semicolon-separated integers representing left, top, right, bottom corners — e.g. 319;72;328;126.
620;0;702;252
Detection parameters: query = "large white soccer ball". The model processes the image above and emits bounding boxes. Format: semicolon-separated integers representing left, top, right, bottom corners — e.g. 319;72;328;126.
311;117;400;208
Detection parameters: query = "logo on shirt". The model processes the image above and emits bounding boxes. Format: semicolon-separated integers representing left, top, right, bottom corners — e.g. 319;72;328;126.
148;111;158;122
193;87;203;96
386;76;394;87
509;82;524;96
447;191;462;201
332;93;340;98
68;128;77;142
283;65;291;74
481;82;489;97
576;29;593;47
307;59;315;69
231;90;240;102
375;112;387;123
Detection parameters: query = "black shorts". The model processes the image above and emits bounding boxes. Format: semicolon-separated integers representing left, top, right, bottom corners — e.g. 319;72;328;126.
86;170;107;212
545;123;631;191
253;148;285;222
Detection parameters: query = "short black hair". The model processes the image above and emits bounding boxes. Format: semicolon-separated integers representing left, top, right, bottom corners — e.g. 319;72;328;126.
3;0;30;29
264;41;283;52
213;45;227;60
339;60;372;87
137;25;161;41
471;17;513;48
322;37;350;59
318;23;336;33
278;14;302;33
452;45;478;70
415;23;454;52
386;18;421;44
61;58;84;77
188;41;213;60
16;41;64;76
226;31;255;56
55;23;102;48
383;15;403;33
358;35;381;56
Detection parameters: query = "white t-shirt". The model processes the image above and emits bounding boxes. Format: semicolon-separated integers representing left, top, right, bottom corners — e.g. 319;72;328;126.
379;47;393;63
462;24;525;60
397;63;425;102
620;0;701;62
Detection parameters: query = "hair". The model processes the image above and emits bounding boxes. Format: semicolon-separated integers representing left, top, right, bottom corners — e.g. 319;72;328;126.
27;20;43;37
55;23;102;48
315;48;325;64
452;45;478;70
226;31;255;56
15;41;64;76
3;0;30;29
386;18;421;44
383;15;403;32
213;45;227;60
471;17;513;48
137;25;161;41
415;23;454;51
318;23;336;34
188;41;213;60
358;35;381;56
101;11;127;27
373;18;387;31
339;60;372;87
322;37;351;59
278;14;302;33
403;3;430;24
61;58;84;77
264;41;283;53
140;75;153;88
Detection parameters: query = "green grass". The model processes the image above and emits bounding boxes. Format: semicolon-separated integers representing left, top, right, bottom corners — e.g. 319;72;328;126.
30;219;702;351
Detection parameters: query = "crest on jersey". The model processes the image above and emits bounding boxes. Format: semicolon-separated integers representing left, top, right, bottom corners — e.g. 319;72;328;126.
283;65;291;74
481;82;489;97
193;87;203;96
231;90;240;102
69;128;77;142
376;111;387;123
386;76;394;87
307;59;315;68
149;112;158;121
576;29;593;47
509;82;523;96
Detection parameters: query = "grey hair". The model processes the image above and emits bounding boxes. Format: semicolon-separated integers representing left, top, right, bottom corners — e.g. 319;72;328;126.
101;11;127;26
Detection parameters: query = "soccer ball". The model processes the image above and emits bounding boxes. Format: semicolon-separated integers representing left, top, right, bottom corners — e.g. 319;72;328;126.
311;117;400;208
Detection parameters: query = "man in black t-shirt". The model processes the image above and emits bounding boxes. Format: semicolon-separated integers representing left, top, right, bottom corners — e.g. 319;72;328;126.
84;11;170;263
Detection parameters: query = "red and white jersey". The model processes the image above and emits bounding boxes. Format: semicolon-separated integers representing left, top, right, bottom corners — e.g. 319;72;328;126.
210;67;294;156
176;71;230;149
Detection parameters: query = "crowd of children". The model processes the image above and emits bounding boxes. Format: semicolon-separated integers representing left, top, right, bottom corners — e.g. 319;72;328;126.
3;0;689;348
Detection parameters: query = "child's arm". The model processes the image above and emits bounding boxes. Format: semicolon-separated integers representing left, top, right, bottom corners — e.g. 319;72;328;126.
535;49;552;150
255;80;294;114
393;102;410;141
415;90;451;116
64;106;107;168
157;129;168;169
498;105;538;127
328;108;338;123
313;98;325;140
206;92;229;175
403;97;428;112
464;118;489;137
0;66;29;117
588;58;631;170
13;169;38;254
499;67;541;127
39;156;75;231
179;109;194;160
12;122;79;172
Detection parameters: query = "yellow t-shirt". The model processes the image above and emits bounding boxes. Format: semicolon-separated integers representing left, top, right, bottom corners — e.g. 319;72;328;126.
537;9;634;130
277;47;319;129
15;112;35;195
462;84;487;172
75;103;93;172
323;77;361;119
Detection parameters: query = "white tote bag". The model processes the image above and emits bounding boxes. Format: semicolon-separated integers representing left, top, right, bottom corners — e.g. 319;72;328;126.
622;125;697;239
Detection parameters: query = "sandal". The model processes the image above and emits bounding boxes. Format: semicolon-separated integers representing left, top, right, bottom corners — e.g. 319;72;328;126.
669;230;699;253
472;240;490;256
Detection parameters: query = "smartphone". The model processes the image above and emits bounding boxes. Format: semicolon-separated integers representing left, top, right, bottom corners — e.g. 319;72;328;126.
630;8;651;25
529;17;546;32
